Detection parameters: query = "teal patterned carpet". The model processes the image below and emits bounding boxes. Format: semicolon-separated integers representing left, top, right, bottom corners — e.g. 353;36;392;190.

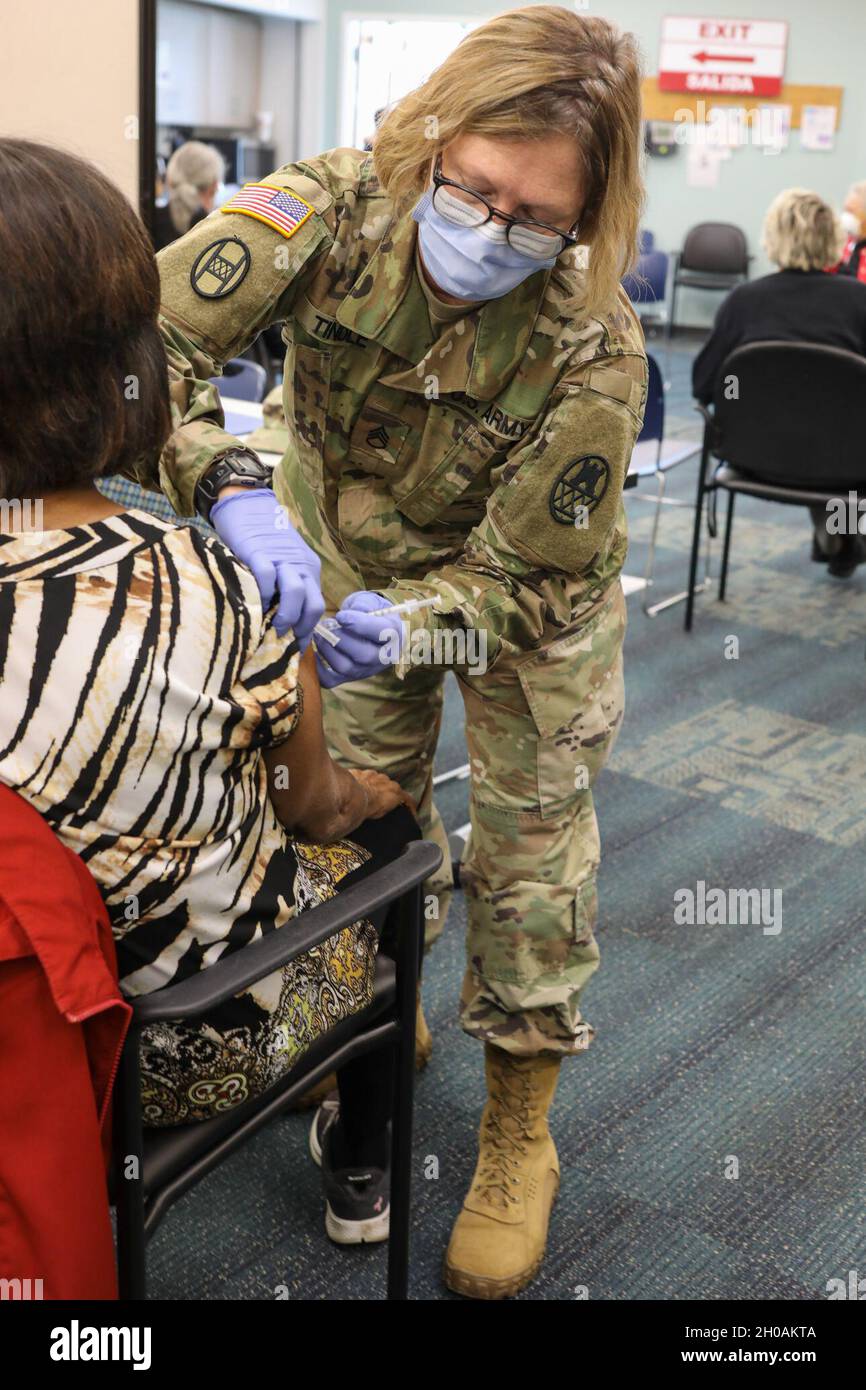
145;332;866;1300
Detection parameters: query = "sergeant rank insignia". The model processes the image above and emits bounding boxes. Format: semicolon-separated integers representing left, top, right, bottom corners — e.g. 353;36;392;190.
220;183;315;239
190;238;252;299
549;455;610;524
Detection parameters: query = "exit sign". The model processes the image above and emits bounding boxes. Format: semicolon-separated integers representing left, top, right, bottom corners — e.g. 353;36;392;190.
659;16;788;97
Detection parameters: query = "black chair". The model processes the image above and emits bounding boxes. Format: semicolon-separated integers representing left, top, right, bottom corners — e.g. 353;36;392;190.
684;341;866;631
113;838;442;1301
669;222;750;336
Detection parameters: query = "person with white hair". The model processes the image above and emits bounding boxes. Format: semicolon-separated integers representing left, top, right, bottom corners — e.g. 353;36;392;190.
693;188;866;577
152;140;225;251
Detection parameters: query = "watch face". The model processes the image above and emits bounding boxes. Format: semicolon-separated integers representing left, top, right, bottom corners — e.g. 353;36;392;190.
228;452;267;477
197;454;270;515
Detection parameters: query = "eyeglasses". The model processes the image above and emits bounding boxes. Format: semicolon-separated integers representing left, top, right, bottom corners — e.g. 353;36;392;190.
431;157;580;259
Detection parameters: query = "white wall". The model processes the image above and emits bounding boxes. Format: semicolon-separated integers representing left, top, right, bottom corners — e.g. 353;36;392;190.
297;18;326;156
0;0;140;205
158;1;323;165
260;17;299;159
159;0;264;129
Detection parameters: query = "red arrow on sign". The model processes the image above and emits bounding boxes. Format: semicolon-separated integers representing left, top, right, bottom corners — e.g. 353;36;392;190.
693;50;755;63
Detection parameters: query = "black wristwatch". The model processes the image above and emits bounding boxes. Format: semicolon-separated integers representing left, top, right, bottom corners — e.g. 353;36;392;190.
195;448;274;521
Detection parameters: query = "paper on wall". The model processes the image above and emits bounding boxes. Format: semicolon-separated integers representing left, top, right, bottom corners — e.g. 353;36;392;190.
800;105;836;152
687;145;723;188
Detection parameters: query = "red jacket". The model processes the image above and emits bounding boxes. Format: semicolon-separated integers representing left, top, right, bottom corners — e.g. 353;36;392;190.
829;234;866;282
0;785;131;1300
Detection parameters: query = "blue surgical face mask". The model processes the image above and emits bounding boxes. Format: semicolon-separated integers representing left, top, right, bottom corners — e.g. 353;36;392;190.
412;186;560;301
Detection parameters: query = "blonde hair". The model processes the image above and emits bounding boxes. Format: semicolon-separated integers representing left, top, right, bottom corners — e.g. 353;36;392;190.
373;6;644;318
166;141;225;236
762;188;844;271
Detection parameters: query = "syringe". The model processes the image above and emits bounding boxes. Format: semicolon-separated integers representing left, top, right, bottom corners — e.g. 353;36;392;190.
313;595;439;647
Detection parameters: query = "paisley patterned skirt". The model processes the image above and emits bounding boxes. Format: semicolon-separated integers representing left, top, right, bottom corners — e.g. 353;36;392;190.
139;837;379;1127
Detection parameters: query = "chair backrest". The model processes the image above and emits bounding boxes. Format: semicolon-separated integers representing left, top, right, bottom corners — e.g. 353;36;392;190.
681;222;748;275
638;352;664;445
713;341;866;488
623;250;669;306
639;228;655;254
212;358;267;402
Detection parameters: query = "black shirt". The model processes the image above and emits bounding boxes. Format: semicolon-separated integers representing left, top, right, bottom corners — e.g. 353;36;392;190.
150;202;206;254
692;269;866;404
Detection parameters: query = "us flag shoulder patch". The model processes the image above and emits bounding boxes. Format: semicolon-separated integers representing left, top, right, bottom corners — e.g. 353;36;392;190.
220;183;315;239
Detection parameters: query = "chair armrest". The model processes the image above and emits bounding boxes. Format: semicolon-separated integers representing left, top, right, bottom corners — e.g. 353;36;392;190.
130;839;442;1025
694;401;721;456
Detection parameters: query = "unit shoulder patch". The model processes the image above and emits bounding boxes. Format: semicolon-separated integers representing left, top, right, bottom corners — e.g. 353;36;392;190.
220;183;316;239
190;237;252;299
549;455;610;525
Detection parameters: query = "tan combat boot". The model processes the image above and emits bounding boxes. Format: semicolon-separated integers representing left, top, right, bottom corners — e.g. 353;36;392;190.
444;1045;561;1299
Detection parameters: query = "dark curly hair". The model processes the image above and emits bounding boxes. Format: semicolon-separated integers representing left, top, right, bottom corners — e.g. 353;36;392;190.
0;139;171;500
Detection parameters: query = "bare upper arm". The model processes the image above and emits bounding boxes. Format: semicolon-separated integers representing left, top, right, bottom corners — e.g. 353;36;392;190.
262;645;342;833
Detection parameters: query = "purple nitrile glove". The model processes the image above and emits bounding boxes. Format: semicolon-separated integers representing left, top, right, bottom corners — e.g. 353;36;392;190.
210;488;324;648
315;590;405;688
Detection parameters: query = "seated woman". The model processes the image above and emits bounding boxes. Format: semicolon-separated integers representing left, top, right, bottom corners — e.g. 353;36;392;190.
692;188;866;577
0;138;416;1246
151;140;225;252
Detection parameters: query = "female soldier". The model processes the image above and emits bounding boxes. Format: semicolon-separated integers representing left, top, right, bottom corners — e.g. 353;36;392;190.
154;6;647;1298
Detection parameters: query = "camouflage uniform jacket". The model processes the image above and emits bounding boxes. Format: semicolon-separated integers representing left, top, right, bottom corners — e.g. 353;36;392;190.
154;147;648;668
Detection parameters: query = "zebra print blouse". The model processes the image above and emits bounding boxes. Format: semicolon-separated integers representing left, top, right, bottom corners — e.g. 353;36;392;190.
0;511;374;1124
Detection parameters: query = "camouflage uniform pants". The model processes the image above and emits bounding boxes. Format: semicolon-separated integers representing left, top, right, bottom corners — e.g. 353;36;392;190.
277;481;625;1057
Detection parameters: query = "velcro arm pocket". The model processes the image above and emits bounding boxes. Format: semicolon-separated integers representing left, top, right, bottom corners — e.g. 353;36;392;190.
489;384;643;576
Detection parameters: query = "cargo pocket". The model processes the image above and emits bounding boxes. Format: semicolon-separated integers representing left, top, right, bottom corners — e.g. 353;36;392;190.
516;587;626;819
336;477;438;579
393;417;502;527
